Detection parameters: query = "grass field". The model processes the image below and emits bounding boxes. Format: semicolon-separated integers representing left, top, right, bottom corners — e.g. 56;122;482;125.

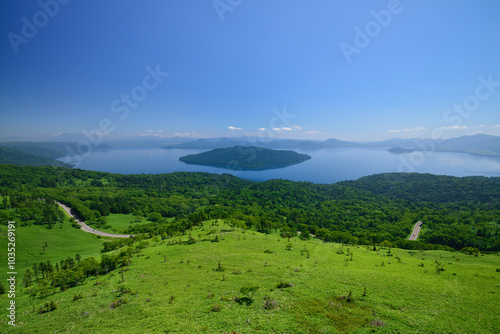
2;220;499;333
0;209;106;283
88;213;173;234
97;213;149;233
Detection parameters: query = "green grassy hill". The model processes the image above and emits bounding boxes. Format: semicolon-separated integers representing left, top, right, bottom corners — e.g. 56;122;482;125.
2;220;499;333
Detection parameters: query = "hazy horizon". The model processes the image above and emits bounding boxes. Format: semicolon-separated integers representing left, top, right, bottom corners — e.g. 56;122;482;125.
1;1;500;142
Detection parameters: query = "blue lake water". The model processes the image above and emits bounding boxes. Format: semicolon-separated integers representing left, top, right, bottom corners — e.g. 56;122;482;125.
58;147;500;184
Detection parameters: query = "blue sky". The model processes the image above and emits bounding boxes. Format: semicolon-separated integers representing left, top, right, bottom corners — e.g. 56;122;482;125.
1;0;499;141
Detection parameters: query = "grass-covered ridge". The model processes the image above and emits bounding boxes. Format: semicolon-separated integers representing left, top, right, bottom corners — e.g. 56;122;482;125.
2;220;499;333
179;146;311;170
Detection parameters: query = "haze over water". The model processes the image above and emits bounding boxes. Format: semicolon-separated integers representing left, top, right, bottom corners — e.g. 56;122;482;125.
60;147;500;184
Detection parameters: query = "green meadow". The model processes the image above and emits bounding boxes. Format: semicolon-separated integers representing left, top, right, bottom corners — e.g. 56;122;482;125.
96;213;150;234
0;213;105;283
3;220;499;333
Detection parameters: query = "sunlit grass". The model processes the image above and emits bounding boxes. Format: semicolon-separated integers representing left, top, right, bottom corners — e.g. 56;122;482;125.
2;220;499;333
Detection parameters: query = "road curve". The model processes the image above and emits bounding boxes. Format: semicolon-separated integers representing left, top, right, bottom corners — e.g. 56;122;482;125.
408;221;423;241
57;202;135;238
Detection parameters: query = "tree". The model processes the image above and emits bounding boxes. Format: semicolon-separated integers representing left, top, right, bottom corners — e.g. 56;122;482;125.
238;285;259;305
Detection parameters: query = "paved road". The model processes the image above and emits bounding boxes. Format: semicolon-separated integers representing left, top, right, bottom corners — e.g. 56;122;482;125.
57;202;135;238
408;221;423;241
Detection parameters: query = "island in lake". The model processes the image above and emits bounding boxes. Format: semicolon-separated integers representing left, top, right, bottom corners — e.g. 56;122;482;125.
386;147;417;154
179;146;311;170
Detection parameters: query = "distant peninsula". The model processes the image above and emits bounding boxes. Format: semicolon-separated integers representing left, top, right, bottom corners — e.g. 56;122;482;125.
179;146;311;170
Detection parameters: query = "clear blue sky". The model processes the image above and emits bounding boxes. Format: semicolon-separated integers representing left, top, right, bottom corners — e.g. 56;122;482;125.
1;0;499;141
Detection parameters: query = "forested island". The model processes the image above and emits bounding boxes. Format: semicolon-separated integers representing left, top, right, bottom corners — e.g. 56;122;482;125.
386;147;417;154
178;146;311;170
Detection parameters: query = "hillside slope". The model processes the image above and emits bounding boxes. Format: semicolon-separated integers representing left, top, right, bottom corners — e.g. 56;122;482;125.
3;221;499;333
0;147;73;167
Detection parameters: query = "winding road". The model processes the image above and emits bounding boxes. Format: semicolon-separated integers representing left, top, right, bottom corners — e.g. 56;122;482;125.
57;202;135;238
408;221;423;241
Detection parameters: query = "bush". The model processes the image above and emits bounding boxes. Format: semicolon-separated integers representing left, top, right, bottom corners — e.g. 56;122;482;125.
263;296;278;310
72;293;83;301
214;261;224;272
110;298;128;309
277;282;293;289
209;304;221;312
240;285;259;300
371;319;386;327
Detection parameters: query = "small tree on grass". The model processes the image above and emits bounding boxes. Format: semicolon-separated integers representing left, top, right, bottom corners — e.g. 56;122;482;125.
214;261;224;272
237;285;259;305
240;285;259;300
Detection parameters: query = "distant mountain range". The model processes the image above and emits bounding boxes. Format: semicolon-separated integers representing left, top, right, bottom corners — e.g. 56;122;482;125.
0;134;499;168
163;134;500;157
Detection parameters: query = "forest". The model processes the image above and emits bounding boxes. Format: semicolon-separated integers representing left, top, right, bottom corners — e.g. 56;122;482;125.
1;164;499;251
0;147;72;168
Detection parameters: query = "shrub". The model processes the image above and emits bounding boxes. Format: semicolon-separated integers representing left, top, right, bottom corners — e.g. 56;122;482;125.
371;319;386;327
72;293;83;301
209;304;221;312
214;261;224;272
110;298;128;309
277;282;293;289
240;285;259;300
263;296;278;310
39;301;58;313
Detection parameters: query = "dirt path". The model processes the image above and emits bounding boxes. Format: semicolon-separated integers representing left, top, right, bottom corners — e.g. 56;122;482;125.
57;202;135;238
408;221;422;241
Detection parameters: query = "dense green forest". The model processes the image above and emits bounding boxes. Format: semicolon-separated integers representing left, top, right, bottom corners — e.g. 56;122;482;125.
1;164;499;251
179;146;311;170
0;147;72;167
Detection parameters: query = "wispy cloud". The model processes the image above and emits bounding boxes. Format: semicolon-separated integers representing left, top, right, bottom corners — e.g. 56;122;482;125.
172;131;199;137
228;126;242;130
257;127;266;131
440;125;468;130
387;127;425;134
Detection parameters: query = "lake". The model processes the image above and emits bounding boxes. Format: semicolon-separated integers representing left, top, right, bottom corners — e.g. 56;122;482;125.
58;147;500;184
